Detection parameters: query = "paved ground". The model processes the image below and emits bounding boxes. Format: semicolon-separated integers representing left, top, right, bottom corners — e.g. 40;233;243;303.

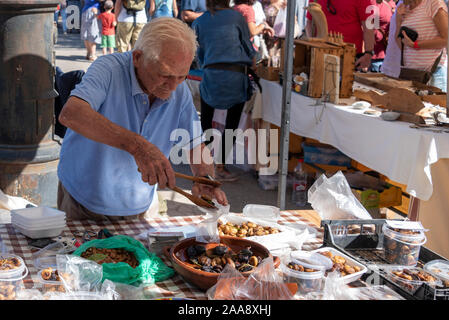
54;27;306;216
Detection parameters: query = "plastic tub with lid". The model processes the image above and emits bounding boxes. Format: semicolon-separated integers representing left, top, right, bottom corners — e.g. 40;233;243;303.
382;224;426;266
385;266;441;295
290;250;333;270
312;247;368;285
38;268;66;294
424;259;449;287
0;254;29;300
280;260;325;295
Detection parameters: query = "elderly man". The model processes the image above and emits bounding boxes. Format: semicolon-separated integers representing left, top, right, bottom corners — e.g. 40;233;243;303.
57;18;228;221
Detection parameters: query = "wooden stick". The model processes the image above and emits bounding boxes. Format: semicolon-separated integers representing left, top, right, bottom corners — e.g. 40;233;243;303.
170;186;217;209
175;172;222;188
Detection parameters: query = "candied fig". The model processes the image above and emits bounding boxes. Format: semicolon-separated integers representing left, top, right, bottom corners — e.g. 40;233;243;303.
187;246;198;259
195;245;206;255
213;245;228;256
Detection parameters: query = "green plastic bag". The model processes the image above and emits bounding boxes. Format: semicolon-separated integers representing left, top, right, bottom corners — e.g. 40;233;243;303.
73;235;174;285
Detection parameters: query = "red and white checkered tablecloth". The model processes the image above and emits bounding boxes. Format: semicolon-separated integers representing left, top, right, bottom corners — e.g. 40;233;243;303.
0;210;323;299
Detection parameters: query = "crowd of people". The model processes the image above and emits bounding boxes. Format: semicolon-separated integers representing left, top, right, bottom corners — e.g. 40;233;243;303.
53;1;448;91
51;0;448;220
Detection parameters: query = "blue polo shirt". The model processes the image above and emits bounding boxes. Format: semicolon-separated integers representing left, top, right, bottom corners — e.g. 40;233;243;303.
193;9;256;109
58;51;202;216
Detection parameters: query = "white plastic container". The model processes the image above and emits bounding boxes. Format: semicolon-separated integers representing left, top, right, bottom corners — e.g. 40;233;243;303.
11;206;65;221
0;254;29;300
382;224;426;266
11;218;66;230
312;247;368;285
12;223;65;239
11;213;65;225
280;260;325;294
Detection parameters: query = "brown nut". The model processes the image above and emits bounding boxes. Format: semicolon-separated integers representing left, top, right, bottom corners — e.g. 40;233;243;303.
41;268;53;280
225;257;235;268
249;256;258;267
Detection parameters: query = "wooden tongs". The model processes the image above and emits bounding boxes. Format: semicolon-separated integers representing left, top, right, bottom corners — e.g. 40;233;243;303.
170;172;222;210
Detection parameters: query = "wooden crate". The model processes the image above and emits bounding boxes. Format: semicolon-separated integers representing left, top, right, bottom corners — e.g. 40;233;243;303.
280;39;356;99
255;65;280;81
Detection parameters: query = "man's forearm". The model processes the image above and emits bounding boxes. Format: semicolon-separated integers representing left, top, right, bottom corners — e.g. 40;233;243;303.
181;10;203;22
115;0;122;19
59;96;144;156
362;26;375;52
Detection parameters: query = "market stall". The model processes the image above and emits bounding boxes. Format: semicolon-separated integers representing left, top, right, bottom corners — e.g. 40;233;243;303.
257;77;449;260
1;205;448;300
0;209;324;300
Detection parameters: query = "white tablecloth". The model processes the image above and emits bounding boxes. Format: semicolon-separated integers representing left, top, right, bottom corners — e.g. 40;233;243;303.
260;79;449;202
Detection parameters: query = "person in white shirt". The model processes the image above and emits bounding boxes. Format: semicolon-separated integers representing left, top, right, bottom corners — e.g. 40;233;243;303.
115;0;148;52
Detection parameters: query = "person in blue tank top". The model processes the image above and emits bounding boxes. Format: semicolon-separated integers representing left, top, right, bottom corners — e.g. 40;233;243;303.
149;0;179;19
192;0;256;181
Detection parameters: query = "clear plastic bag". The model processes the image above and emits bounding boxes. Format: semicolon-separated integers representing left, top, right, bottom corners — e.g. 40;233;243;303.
56;254;103;293
273;7;300;38
207;257;295;300
308;171;372;220
195;199;230;243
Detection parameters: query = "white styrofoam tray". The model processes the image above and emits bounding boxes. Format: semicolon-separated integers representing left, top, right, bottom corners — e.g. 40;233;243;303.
11;216;65;229
312;247;368;285
13;223;65;239
12;219;66;231
10;207;65;223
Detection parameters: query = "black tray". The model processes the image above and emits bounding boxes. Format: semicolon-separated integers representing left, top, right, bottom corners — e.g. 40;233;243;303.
320;219;449;300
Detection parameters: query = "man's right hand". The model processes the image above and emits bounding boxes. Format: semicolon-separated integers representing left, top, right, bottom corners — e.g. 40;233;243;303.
131;137;175;189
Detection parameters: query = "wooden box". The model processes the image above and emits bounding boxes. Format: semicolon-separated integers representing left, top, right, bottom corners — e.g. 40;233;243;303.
281;39;356;99
255;65;280;81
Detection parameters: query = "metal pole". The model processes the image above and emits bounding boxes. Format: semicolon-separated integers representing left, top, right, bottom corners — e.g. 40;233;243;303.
277;0;297;210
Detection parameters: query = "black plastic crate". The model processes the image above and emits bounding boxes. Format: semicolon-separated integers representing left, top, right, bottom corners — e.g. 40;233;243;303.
320;219;449;300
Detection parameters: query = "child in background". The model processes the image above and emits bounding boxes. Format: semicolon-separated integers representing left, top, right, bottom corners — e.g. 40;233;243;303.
97;0;116;55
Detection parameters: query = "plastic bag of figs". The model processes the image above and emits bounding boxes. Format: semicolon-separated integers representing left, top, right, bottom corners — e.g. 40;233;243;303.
206;256;296;300
196;199;230;244
308;171;372;220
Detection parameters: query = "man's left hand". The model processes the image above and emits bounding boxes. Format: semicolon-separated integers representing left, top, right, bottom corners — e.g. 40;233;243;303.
191;182;228;207
355;53;372;72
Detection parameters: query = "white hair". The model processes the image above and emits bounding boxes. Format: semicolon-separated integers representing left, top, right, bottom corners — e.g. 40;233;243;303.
133;18;198;63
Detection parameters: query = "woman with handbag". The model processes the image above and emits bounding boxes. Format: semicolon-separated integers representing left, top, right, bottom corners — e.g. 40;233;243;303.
395;0;448;91
193;0;257;181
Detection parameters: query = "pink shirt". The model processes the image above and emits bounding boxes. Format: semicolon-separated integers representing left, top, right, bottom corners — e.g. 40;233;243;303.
373;1;396;60
233;4;257;49
401;0;448;71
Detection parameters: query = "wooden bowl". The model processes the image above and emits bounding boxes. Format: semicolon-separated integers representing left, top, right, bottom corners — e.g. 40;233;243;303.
163;236;280;291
